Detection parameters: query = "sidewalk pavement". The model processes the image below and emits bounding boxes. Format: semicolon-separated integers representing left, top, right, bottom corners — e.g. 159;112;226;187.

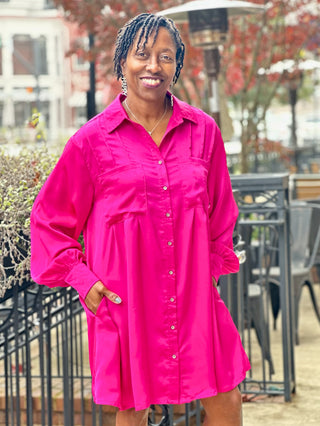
242;284;320;425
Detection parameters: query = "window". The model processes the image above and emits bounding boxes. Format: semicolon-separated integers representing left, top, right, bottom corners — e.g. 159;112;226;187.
0;102;3;127
44;0;55;8
36;36;48;75
0;37;2;75
55;35;61;76
14;100;49;128
12;35;48;75
72;37;89;71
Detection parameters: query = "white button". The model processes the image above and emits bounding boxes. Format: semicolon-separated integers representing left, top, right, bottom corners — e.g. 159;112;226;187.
163;185;168;191
171;325;175;330
169;270;174;275
167;241;173;246
158;160;163;165
172;355;177;359
170;297;175;302
166;212;171;217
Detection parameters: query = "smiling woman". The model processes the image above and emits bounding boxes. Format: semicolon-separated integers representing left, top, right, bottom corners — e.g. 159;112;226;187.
30;13;249;426
113;14;185;147
120;27;175;143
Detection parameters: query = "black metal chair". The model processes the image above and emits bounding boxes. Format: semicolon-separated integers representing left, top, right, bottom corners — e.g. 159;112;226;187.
252;202;320;345
245;224;277;375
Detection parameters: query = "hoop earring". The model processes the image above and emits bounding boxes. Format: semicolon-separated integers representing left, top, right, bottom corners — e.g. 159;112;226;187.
169;84;174;107
121;76;128;96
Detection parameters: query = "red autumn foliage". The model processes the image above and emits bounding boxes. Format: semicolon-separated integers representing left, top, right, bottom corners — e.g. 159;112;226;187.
223;0;319;97
54;0;319;171
54;0;318;103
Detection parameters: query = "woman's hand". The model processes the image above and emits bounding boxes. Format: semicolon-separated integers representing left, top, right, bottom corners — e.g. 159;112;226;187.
212;277;217;288
84;280;122;315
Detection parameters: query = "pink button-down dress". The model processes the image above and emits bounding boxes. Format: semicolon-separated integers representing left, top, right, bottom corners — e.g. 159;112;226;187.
30;94;250;411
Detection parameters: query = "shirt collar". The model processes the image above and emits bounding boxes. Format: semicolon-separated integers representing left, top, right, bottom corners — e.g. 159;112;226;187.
100;92;197;134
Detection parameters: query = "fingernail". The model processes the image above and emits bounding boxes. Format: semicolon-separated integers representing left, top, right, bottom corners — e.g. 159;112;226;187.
114;296;122;304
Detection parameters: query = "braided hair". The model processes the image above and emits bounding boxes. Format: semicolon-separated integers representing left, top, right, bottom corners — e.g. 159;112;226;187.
113;13;185;85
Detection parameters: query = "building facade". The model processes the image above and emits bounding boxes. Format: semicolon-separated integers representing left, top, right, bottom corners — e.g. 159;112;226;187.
0;0;77;143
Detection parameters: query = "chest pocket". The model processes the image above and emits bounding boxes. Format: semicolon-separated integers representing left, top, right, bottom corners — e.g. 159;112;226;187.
179;158;209;209
97;163;147;226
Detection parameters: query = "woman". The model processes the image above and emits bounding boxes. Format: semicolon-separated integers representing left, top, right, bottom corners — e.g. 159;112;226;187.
31;13;250;426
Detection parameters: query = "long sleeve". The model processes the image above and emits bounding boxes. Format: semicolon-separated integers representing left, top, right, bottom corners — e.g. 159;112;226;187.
207;125;239;283
30;137;99;300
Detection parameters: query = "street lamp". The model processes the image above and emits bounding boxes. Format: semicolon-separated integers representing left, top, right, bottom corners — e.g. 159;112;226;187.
158;0;264;126
283;67;303;172
87;33;97;120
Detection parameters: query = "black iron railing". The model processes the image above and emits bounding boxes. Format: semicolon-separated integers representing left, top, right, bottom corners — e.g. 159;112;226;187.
0;282;202;426
230;173;295;402
0;282;93;426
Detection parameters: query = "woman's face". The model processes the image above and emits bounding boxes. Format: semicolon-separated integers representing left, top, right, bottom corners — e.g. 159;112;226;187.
121;26;177;103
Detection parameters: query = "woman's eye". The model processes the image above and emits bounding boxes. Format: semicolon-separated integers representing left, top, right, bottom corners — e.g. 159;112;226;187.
136;51;146;58
160;54;173;62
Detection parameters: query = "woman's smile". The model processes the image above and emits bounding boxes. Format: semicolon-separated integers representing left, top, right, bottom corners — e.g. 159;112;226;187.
121;26;177;103
140;77;162;88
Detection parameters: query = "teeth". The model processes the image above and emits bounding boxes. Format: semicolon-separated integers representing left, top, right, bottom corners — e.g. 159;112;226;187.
142;78;161;86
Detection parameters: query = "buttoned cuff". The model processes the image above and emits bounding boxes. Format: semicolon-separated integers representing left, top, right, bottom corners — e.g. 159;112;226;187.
210;242;240;283
210;253;224;283
65;262;100;300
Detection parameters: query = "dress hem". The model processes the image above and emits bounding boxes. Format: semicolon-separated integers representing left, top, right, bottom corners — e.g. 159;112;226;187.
93;368;249;411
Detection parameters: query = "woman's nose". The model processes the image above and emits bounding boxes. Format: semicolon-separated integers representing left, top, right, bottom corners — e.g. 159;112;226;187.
145;56;161;72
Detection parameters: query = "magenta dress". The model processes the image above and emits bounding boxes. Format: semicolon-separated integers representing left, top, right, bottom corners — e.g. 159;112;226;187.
30;94;250;411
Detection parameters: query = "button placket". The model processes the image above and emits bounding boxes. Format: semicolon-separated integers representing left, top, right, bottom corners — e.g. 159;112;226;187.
155;155;180;374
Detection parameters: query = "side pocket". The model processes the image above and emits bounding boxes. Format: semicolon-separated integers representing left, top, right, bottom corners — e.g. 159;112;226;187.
79;296;121;399
80;294;105;317
211;286;250;391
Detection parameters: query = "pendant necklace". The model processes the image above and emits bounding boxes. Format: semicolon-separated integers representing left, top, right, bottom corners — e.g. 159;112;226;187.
124;99;167;136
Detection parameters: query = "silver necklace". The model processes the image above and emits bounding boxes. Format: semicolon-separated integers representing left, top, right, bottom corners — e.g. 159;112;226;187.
124;99;167;136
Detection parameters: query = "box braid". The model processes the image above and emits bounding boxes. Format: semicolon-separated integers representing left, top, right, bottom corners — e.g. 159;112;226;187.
113;13;185;85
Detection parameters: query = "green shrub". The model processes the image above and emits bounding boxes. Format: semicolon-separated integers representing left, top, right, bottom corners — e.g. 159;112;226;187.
0;148;59;297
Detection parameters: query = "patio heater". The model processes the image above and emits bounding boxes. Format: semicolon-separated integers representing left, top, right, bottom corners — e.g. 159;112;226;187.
158;0;264;127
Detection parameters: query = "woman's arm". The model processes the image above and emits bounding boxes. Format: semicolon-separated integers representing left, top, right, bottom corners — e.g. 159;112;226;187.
207;125;239;283
30;137;99;301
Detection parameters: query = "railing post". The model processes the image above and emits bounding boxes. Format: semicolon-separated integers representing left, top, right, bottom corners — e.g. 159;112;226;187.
13;285;21;426
231;173;295;402
46;302;53;426
62;289;72;425
23;290;33;426
278;185;295;400
38;286;46;426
